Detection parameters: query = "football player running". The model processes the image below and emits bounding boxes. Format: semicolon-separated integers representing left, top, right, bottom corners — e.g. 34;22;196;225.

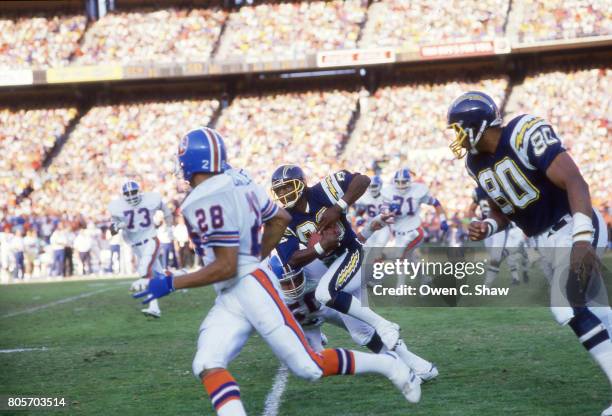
448;91;612;416
135;128;421;416
468;187;529;286
383;168;449;259
109;180;173;318
271;165;402;350
269;252;438;382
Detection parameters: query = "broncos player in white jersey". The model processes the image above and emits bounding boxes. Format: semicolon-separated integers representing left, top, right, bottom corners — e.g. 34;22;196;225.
468;187;529;287
269;246;438;382
133;127;421;416
449;91;612;416
383;168;449;258
108;180;173;318
355;175;392;248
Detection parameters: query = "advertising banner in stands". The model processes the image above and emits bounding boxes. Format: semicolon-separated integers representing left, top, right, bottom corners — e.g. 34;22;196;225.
419;39;509;59
317;48;396;68
0;69;33;86
46;65;123;83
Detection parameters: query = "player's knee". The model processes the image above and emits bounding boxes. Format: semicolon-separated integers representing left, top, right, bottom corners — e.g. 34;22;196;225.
286;358;322;381
314;284;332;305
550;306;574;326
192;350;225;380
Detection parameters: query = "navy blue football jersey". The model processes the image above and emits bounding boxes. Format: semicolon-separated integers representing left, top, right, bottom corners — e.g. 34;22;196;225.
466;114;570;237
276;170;361;263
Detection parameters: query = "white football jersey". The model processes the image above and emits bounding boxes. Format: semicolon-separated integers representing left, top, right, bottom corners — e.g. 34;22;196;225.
180;169;278;292
382;182;434;232
356;190;385;219
108;191;171;245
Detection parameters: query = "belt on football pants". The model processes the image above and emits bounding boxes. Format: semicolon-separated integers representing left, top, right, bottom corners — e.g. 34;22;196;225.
132;238;150;247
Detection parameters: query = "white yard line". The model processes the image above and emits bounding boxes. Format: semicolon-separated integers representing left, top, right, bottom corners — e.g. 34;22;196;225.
0;347;49;353
261;365;289;416
1;287;115;319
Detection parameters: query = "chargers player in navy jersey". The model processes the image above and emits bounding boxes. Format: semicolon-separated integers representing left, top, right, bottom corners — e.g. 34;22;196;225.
448;91;612;416
271;165;402;350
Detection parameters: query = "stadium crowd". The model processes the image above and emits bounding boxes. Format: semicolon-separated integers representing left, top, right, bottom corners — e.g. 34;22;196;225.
0;14;86;69
215;0;366;61
1;68;611;281
359;0;509;50
515;0;611;43
73;8;227;65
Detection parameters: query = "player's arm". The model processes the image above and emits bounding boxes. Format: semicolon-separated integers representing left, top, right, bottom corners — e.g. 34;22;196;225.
357;212;394;243
173;246;238;289
468;197;509;241
467;202;478;219
318;171;370;230
260;208;291;259
109;214;125;235
281;229;338;269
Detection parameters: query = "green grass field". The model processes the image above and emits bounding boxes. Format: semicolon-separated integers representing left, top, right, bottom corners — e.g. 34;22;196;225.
1;267;610;416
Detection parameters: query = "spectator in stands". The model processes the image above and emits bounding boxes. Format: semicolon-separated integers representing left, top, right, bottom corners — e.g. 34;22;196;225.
23;228;40;279
74;226;93;275
49;222;66;277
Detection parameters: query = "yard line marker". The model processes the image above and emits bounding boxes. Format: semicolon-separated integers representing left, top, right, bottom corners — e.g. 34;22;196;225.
1;287;115;319
0;347;49;353
261;365;289;416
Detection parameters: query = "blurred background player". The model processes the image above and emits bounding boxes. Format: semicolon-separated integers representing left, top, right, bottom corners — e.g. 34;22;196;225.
448;91;612;416
355;175;392;264
468;187;529;286
135;127;422;416
384;167;449;286
109;180;173;318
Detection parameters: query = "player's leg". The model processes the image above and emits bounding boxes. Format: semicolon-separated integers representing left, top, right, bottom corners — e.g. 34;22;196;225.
137;238;162;317
547;211;612;406
192;297;253;416
243;268;421;403
483;230;508;287
313;248;400;349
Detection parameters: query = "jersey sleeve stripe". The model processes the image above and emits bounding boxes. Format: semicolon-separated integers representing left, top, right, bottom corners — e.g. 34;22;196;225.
321;175;344;203
261;202;279;222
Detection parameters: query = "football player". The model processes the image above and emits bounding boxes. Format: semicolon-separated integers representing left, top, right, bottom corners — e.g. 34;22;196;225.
271;165;402;350
355;175;392;248
269;251;438;382
448;91;612;416
108;180;173;318
135;128;421;416
468;187;529;286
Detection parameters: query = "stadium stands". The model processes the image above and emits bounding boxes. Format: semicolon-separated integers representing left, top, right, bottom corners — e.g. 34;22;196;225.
26;99;220;221
215;0;366;61
0;14;86;69
216;89;359;183
0;107;78;210
359;0;509;50
74;8;227;65
514;0;611;43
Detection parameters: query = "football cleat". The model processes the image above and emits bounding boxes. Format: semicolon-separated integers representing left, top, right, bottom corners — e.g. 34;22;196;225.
447;91;502;158
417;363;439;382
271;165;306;208
122;180;142;206
141;308;161;318
387;352;422;403
602;404;612;416
376;321;400;350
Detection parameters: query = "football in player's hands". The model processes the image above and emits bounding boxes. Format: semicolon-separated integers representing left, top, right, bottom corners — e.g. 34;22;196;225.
468;220;488;241
308;225;340;254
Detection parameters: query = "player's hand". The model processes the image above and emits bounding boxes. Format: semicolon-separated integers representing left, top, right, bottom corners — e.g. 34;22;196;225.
569;241;600;294
320;227;340;251
133;271;175;304
440;220;449;232
370;212;394;232
468;220;488;241
318;205;342;231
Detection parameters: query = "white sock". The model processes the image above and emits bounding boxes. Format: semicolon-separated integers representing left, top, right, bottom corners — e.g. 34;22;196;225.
346;300;385;328
393;340;432;373
216;399;246;416
352;350;396;378
148;299;160;313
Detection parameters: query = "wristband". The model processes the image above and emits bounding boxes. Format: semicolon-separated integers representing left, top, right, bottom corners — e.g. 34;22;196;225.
361;223;374;239
572;212;594;243
483;218;498;237
314;242;326;256
439;214;447;222
336;198;349;213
